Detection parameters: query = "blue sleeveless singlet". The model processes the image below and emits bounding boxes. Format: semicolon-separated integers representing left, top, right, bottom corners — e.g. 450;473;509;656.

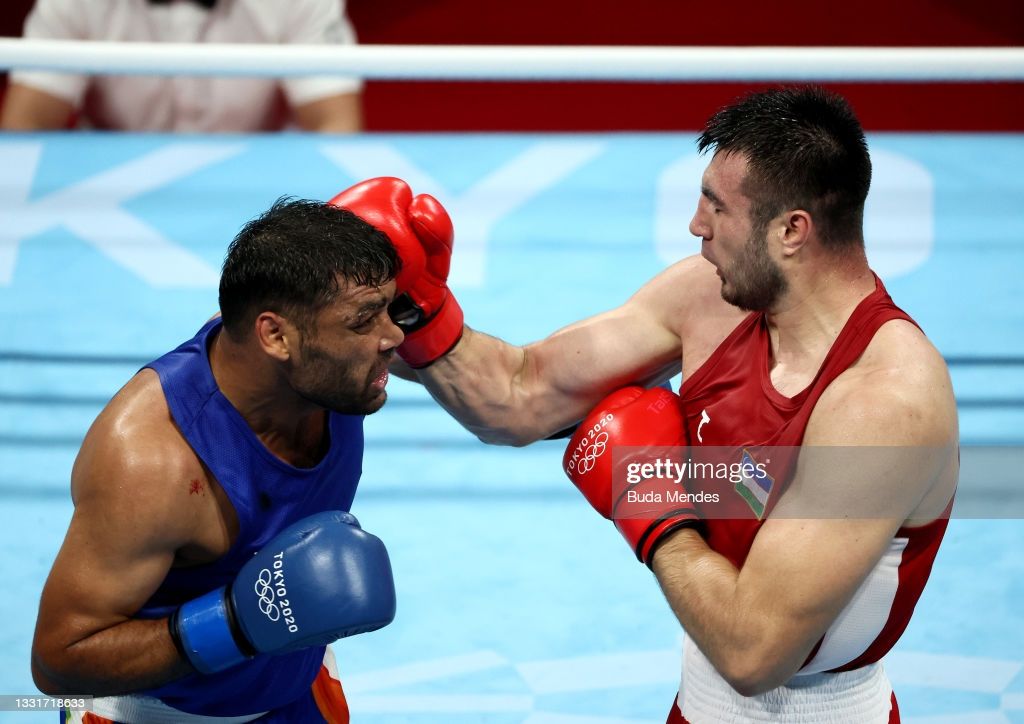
137;318;364;717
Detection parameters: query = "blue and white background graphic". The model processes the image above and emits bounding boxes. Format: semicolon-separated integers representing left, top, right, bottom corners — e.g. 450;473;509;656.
1;132;1022;722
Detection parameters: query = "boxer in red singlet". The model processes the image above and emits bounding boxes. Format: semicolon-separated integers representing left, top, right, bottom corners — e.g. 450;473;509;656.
342;86;958;723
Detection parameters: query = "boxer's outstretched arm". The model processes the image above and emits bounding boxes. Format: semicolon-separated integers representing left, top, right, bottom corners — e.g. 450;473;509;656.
330;178;701;442
412;257;707;446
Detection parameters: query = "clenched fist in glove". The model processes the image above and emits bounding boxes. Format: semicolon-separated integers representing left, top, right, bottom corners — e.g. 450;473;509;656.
329;177;463;367
171;511;395;674
564;386;703;567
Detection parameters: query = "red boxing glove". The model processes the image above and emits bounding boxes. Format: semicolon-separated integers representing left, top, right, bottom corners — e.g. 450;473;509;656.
563;386;702;567
329;177;464;367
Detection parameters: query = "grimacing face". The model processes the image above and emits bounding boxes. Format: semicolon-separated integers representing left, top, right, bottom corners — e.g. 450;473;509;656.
690;151;788;312
287;280;402;415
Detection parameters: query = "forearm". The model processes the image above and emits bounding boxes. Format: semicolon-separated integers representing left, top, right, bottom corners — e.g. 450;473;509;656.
412;316;678;445
33;617;192;696
0;83;74;130
650;529;810;695
413;327;555;446
294;93;362;133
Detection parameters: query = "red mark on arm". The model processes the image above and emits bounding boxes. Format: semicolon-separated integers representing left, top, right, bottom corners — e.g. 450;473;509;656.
188;479;205;496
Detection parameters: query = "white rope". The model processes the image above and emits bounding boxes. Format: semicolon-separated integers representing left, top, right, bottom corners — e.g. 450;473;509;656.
0;39;1022;81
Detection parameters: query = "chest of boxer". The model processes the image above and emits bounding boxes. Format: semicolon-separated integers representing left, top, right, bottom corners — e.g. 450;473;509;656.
674;278;915;569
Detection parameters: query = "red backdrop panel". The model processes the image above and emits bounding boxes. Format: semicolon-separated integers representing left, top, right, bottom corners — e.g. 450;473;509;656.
2;0;1022;131
346;0;1024;131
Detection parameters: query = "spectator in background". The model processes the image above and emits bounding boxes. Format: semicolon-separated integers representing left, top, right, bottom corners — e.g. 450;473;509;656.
1;0;363;133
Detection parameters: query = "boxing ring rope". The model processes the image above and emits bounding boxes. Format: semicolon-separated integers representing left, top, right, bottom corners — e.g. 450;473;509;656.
0;38;1022;81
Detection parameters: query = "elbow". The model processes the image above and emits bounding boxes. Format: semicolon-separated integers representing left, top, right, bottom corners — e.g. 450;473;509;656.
466;411;543;447
716;648;794;698
720;666;781;699
724;672;777;699
33;675;63;697
32;650;70;696
31;633;92;697
473;427;535;448
469;406;570;448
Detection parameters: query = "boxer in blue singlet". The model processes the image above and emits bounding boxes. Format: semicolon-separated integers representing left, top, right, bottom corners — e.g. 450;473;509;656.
33;197;411;723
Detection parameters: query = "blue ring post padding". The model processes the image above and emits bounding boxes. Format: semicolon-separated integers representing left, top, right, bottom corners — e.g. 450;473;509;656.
175;587;247;674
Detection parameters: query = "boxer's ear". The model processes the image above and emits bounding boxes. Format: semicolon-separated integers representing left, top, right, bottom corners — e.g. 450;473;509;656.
254;311;294;361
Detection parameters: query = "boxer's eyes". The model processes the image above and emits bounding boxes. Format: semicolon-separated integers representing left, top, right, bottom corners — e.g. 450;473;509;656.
351;309;387;333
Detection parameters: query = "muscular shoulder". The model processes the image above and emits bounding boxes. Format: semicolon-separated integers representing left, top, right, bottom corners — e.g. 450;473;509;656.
71;369;207;545
632;255;747;381
787;321;958;526
809;320;957;447
631;254;744;335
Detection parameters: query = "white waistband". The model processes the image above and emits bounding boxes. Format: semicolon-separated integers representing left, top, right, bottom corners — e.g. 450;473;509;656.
74;694;268;724
67;646;341;723
678;634;893;723
64;646;339;723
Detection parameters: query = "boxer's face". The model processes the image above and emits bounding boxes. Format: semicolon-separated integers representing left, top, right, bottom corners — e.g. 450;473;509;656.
289;279;402;415
723;216;787;313
691;151;787;312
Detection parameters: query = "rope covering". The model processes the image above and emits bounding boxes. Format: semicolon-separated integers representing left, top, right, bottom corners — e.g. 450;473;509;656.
0;39;1021;81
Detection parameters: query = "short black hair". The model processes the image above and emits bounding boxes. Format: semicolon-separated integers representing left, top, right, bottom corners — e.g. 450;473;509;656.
697;86;871;250
218;198;399;338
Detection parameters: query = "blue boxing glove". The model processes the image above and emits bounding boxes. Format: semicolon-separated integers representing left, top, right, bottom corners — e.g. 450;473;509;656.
170;511;396;674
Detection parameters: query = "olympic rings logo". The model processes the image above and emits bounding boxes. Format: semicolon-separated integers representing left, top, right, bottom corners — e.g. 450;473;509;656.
254;568;280;622
576;431;609;474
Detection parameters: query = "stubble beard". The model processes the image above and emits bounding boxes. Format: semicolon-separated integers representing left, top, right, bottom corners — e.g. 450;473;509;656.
720;222;788;312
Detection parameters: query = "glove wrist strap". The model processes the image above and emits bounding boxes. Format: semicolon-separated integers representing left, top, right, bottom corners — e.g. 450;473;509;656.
616;512;703;568
173;586;250;674
398;296;465;368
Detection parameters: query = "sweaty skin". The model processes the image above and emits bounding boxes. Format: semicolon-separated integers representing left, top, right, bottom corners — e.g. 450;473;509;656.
398;150;957;695
32;279;403;695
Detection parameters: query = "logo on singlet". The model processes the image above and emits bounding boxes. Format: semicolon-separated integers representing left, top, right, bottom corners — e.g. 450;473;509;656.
735;448;774;519
697;409;711;444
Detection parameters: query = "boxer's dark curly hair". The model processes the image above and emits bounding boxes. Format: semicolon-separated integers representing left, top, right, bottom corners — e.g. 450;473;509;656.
697;86;871;251
219;198;399;339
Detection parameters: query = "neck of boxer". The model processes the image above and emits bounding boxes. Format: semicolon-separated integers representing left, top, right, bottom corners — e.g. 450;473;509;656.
764;245;873;390
208;326;328;467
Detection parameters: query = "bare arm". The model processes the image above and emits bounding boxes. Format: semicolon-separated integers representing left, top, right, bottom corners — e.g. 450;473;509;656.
2;0;84;131
292;91;363;133
411;257;710;446
282;0;362;134
649;342;958;695
32;380;201;695
0;83;74;130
